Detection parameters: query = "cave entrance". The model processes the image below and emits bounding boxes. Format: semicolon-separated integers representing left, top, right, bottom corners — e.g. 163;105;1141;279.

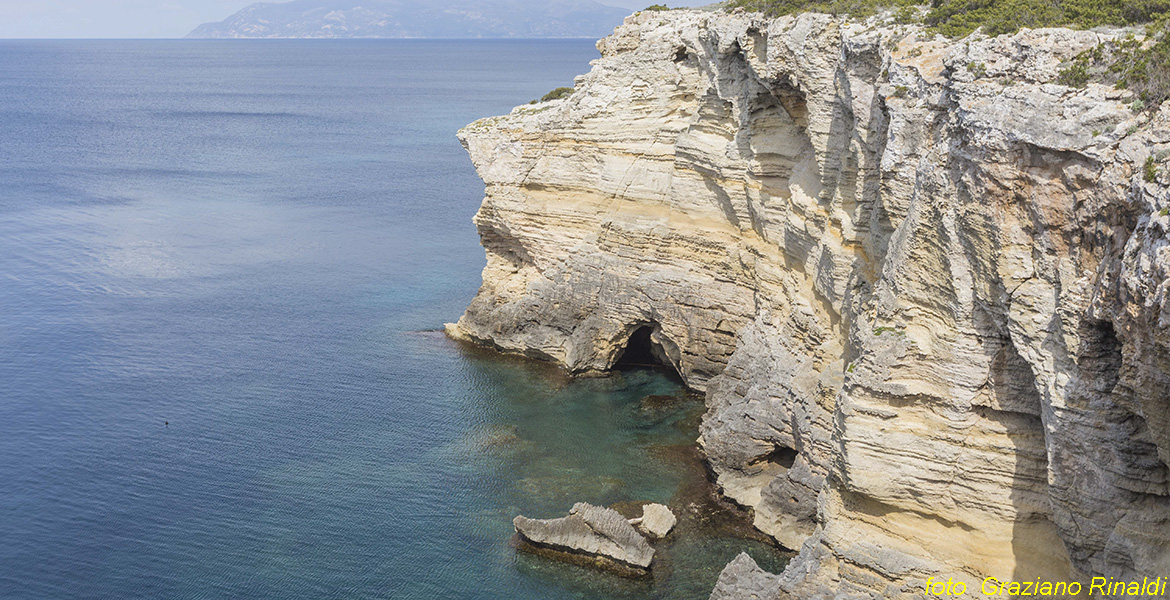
749;443;798;470
613;324;681;381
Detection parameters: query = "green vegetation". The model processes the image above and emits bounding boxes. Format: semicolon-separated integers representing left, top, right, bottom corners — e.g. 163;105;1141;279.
1058;55;1092;87
1050;30;1170;110
726;0;1170;37
540;87;575;102
1146;156;1159;182
643;4;671;10
1159;207;1169;216
968;61;988;78
873;326;906;336
893;5;919;24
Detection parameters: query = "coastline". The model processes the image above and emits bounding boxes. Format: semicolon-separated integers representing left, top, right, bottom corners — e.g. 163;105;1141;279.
449;6;1170;598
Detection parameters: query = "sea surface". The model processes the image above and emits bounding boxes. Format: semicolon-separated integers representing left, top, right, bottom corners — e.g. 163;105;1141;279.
0;40;787;599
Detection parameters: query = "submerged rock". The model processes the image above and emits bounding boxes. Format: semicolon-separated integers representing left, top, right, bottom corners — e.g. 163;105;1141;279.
631;503;676;539
513;502;654;569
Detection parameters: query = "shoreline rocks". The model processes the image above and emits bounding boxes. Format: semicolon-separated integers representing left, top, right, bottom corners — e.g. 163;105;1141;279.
708;553;782;600
631;502;677;539
513;502;655;569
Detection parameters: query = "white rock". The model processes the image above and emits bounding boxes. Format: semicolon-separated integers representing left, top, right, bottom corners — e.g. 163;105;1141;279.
635;503;676;538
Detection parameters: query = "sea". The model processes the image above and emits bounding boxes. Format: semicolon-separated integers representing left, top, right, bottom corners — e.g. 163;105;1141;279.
0;40;787;600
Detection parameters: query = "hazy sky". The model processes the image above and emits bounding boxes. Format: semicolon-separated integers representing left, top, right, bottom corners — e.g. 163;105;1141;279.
0;0;715;39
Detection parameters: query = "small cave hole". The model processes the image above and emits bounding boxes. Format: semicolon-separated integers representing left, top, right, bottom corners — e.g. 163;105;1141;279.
750;444;799;469
612;324;685;382
614;325;669;369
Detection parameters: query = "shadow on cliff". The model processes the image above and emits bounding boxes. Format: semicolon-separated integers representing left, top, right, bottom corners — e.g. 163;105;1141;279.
612;323;684;384
980;328;1081;595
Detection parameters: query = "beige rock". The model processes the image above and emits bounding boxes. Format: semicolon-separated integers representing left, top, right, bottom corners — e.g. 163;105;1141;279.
455;8;1170;599
513;502;654;569
632;503;676;538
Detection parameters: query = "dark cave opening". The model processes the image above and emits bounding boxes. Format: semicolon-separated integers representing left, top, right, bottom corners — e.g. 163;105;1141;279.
614;326;667;368
751;444;799;469
613;324;683;382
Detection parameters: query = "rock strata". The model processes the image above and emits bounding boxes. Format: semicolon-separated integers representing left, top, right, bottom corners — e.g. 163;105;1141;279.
457;7;1170;599
513;502;655;569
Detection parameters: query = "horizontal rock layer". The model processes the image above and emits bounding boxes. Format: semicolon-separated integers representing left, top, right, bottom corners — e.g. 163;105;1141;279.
454;8;1170;598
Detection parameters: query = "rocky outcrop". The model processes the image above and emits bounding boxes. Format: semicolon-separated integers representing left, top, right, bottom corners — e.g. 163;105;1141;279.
631;502;677;538
513;503;655;569
709;553;783;600
454;7;1170;598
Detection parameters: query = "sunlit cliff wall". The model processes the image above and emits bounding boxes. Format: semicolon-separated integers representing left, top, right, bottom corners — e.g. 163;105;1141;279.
449;9;1170;597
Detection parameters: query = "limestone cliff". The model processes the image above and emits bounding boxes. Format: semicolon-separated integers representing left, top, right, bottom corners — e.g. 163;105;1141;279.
449;8;1170;598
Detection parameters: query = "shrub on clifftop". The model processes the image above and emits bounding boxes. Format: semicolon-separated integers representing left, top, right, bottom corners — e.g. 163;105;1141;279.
541;87;575;102
727;0;1170;37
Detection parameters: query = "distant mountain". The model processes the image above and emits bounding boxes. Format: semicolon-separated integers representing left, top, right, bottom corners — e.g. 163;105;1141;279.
186;0;633;39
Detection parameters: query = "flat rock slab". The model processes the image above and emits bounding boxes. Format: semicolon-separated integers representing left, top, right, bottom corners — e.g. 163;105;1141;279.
513;502;655;569
635;503;677;538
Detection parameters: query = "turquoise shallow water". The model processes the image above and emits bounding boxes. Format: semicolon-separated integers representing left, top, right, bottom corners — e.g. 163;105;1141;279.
0;40;787;599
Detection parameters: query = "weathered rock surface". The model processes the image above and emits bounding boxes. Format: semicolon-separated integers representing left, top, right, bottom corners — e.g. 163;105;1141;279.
456;7;1170;599
513;502;655;569
709;553;782;600
632;502;677;538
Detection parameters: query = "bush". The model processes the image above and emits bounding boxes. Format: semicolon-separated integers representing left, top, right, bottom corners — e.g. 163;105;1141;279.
644;4;670;10
725;0;1170;38
1145;156;1159;182
728;0;918;21
1058;61;1091;87
541;87;575;102
1048;26;1170;110
893;5;919;24
727;0;1170;108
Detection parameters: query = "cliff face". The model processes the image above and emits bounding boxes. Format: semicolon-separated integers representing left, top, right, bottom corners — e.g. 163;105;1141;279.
451;8;1170;597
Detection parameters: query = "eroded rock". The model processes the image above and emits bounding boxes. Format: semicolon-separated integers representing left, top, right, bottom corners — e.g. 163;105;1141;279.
709;553;781;600
513;502;654;569
631;503;677;538
458;7;1170;599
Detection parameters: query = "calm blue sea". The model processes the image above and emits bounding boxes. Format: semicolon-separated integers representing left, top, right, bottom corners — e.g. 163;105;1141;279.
0;40;786;600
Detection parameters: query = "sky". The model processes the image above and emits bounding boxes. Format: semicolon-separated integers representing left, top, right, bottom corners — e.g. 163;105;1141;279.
0;0;715;39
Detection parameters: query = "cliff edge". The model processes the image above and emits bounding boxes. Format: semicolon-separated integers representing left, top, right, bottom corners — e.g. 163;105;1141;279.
451;8;1170;598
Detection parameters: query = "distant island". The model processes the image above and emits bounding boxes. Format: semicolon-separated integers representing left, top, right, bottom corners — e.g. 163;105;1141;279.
186;0;635;39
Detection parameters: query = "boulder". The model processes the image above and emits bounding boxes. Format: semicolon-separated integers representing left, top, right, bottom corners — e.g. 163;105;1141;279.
631;503;676;538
